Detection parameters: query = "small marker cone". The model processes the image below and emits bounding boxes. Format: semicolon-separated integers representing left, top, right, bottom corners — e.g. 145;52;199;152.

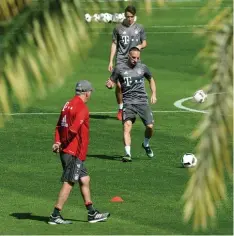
111;196;124;202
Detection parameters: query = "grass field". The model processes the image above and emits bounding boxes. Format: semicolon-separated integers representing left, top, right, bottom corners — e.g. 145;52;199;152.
0;0;233;235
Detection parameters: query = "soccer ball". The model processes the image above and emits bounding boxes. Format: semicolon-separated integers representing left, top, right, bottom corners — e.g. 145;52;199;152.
85;13;92;23
181;153;197;168
105;13;113;23
118;13;125;22
112;13;120;23
193;90;207;103
93;13;100;22
101;13;112;23
99;13;106;22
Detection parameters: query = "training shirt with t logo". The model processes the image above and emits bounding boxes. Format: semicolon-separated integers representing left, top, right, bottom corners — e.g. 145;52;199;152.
112;22;146;64
110;62;152;104
54;96;89;161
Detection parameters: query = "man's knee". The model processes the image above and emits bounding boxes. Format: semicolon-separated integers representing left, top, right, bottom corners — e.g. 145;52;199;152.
124;120;132;129
64;181;74;187
79;175;90;185
146;124;154;129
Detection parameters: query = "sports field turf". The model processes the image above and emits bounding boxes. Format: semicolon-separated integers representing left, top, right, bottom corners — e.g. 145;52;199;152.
0;0;232;235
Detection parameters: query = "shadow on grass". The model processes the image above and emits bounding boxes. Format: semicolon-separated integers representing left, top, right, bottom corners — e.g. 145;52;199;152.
87;154;122;161
90;114;117;120
176;165;185;168
10;213;86;223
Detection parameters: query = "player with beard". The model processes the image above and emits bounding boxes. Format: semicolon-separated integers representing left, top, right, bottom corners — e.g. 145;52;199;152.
106;47;157;162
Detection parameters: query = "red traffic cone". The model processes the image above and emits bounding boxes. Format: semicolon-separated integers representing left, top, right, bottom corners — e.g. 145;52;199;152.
111;196;124;202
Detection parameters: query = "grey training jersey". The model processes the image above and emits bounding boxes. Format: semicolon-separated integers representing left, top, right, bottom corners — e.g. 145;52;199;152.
110;62;152;104
112;22;146;64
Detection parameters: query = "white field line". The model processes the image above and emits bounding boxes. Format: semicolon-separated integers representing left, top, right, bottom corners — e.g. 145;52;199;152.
83;6;222;11
91;24;207;29
82;0;203;3
151;25;206;28
3;94;227;116
87;7;220;10
98;31;210;34
173;97;208;113
0;96;209;116
1;110;198;116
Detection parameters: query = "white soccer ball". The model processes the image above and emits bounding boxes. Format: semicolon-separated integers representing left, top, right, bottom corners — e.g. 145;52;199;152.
118;13;125;23
105;13;113;23
93;13;100;22
99;13;106;22
112;13;120;23
181;153;197;168
193;90;207;103
85;13;92;23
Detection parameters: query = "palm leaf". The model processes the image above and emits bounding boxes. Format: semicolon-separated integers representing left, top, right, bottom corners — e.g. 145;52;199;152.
183;1;233;231
0;0;127;126
0;0;232;231
0;0;32;23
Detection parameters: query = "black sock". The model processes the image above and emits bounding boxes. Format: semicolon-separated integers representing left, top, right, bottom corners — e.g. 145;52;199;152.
85;202;96;214
52;207;61;217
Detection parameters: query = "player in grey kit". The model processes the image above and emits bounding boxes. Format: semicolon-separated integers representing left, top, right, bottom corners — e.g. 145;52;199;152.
108;5;147;121
106;47;157;162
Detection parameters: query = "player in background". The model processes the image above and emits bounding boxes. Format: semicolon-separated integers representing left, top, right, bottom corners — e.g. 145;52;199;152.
48;80;110;224
108;5;147;121
106;47;157;162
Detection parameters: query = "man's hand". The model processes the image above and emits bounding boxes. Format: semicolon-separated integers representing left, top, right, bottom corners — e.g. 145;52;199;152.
108;62;113;72
136;45;142;50
52;142;61;153
151;94;157;104
106;78;115;89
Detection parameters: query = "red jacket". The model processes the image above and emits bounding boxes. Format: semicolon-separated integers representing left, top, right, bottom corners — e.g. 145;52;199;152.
54;96;89;161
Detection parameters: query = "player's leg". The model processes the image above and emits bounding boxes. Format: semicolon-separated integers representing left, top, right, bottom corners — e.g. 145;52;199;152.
123;120;133;161
79;166;110;223
48;153;75;224
48;181;73;225
122;104;136;162
54;182;73;211
137;104;155;158
115;81;123;120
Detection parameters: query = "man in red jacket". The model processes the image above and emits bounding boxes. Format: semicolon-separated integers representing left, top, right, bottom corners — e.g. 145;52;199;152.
48;80;110;224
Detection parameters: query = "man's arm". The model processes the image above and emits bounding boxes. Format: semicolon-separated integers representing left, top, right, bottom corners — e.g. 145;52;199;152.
52;116;62;153
137;25;147;50
106;78;116;89
143;64;157;104
108;42;117;72
137;40;147;50
149;77;157;104
61;109;88;149
106;66;120;89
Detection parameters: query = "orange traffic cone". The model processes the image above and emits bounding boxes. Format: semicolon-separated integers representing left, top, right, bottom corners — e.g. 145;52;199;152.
111;196;124;202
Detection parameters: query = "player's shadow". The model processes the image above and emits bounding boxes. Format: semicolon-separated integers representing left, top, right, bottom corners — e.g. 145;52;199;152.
10;213;86;223
87;154;122;161
90;114;117;120
176;165;185;168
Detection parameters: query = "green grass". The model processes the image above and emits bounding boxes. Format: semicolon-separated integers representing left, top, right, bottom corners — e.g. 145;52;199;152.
0;1;233;235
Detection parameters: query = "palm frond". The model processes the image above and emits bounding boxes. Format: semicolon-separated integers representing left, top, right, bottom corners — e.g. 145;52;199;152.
183;4;233;231
0;0;32;23
0;0;127;126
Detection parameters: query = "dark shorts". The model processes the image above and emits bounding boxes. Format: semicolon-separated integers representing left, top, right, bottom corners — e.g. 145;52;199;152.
60;153;88;183
122;103;154;126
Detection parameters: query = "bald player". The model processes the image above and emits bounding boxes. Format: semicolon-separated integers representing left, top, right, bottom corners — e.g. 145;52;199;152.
106;47;157;162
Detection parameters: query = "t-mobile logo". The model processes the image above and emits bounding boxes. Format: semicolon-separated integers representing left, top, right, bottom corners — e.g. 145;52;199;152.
122;35;130;44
